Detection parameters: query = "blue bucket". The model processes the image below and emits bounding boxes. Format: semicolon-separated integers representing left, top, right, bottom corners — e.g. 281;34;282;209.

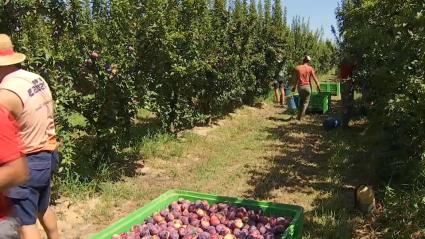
287;96;297;110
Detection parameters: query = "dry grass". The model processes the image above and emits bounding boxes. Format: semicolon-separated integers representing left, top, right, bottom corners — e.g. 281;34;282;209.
52;101;366;239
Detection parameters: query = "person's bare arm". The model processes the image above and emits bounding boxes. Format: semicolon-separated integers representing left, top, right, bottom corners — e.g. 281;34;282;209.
0;89;23;118
291;68;298;92
311;69;321;92
0;157;28;191
0;90;27;190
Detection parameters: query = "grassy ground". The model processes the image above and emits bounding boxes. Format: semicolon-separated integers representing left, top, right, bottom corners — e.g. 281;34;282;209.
49;95;379;238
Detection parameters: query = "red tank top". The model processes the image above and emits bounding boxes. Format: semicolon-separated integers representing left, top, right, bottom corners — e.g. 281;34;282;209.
295;64;314;86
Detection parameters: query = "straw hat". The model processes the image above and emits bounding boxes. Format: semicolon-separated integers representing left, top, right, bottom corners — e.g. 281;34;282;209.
0;34;26;66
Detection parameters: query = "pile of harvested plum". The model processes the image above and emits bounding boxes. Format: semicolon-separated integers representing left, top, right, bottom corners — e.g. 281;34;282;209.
112;199;292;239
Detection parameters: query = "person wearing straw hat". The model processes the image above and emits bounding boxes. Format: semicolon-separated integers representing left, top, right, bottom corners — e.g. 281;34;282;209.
292;55;321;121
0;34;60;239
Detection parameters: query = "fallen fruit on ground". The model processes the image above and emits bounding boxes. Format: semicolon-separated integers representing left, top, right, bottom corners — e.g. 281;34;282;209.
111;200;292;239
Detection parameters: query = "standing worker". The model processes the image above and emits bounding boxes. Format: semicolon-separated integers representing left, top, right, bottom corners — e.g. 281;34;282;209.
273;56;286;106
292;56;321;121
0;105;29;238
339;56;357;128
0;34;60;239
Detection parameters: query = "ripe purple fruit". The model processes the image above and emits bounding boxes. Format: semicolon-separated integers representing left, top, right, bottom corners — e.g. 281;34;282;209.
166;214;175;222
90;51;99;60
181;216;190;225
210;215;220;226
173;219;182;229
178;227;188;237
149;226;160;235
207;226;217;234
182;209;189;216
196;209;206;217
160;210;169;217
198;232;211;239
264;233;274;239
201;220;210;229
209;204;218;213
217;203;227;210
272;225;285;234
234;219;244;229
159;231;170;239
170;231;179;239
153;214;165;223
190;219;200;227
224;234;236;239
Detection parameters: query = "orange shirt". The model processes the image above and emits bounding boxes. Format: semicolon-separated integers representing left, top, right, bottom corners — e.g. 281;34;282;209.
0;106;22;219
0;69;57;154
294;64;315;86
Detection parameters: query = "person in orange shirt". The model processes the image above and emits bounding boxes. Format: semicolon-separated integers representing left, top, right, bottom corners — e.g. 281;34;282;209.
0;104;28;239
292;56;321;121
0;34;60;239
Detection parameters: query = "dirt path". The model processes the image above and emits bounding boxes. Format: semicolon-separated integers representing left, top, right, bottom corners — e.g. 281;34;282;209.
51;102;356;238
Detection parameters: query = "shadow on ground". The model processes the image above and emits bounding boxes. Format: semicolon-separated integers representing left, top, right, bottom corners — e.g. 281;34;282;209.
244;102;371;238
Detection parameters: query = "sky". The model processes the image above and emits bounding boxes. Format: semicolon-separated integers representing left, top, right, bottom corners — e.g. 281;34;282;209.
283;0;339;41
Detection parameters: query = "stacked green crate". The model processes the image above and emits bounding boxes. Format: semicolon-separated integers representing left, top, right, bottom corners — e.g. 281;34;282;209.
293;92;331;114
308;93;331;113
319;81;341;96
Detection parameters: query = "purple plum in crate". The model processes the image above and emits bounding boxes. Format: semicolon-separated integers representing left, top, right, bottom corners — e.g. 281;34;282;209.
258;226;267;235
196;208;206;217
210;215;220;226
264;233;274;239
209;204;218;213
159;231;170;239
149;226;160;235
217;203;228;210
160;210;169;217
179;227;188;237
166;214;175;222
190;219;200;227
181;216;190;225
207;226;217;234
197;231;210;239
153;213;165;223
201;219;210;229
170;231;179;239
224;234;236;239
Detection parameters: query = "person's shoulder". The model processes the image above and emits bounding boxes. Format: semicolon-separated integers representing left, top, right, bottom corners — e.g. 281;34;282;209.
3;69;42;82
17;69;43;80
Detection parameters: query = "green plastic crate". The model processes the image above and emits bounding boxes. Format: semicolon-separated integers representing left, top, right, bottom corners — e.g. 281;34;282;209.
90;190;304;239
319;81;340;96
293;92;331;114
308;92;331;114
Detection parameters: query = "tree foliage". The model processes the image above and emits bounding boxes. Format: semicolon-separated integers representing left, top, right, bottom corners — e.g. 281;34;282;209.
0;0;335;180
337;1;425;236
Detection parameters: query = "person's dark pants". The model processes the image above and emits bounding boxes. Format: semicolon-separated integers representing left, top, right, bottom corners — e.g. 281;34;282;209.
341;80;355;127
0;217;21;239
298;85;311;119
6;151;58;225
